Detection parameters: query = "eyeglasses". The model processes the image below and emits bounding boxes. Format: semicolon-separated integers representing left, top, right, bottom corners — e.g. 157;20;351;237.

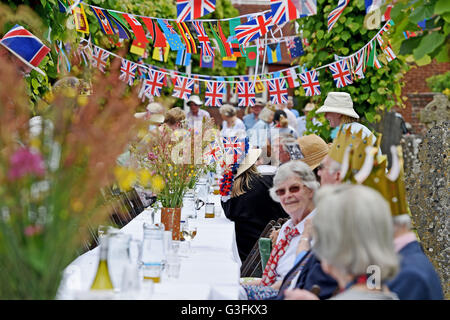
275;185;302;196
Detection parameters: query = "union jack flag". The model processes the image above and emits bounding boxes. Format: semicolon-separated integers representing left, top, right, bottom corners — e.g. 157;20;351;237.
327;0;350;32
142;69;165;97
222;136;246;163
176;0;216;23
91;46;110;72
329;60;353;88
119;59;137;85
300;70;321;96
270;0;299;25
268;78;289;104
292;0;317;17
192;21;215;57
203;141;223;164
234;12;274;46
354;49;366;79
205;81;224;107
237;81;256;107
172;76;195;100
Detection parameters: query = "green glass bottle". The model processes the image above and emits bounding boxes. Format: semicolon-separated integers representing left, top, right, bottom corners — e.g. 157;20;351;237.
90;236;114;290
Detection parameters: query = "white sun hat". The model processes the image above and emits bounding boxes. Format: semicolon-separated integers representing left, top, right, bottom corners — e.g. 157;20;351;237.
315;92;359;119
134;102;165;123
235;148;262;178
187;95;203;106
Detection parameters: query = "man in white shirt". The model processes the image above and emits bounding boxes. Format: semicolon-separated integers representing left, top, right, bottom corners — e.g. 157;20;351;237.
186;95;211;129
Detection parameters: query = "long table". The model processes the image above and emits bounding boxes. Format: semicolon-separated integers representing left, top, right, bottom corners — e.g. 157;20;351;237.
57;194;242;300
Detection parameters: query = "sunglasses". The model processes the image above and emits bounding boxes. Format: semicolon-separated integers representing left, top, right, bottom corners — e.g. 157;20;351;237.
275;184;302;196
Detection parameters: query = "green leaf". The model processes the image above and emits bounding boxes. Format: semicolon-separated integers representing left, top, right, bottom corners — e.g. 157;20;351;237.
413;32;446;60
31;79;39;89
409;3;435;24
317;30;324;40
434;43;450;63
415;54;432;66
434;0;450;15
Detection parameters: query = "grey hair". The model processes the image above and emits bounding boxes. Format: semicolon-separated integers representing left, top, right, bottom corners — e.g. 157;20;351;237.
269;160;320;202
312;184;399;282
393;214;412;229
219;104;237;117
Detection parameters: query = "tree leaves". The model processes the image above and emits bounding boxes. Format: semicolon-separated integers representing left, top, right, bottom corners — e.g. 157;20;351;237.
413;32;446;60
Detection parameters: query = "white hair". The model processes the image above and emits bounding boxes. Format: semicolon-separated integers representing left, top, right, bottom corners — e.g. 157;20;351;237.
269;160;320;202
312;184;399;282
393;214;412;229
219;104;236;117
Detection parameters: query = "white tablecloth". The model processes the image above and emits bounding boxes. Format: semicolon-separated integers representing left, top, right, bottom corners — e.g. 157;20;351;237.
58;195;242;300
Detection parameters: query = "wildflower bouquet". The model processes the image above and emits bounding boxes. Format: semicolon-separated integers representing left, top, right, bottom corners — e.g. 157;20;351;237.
0;57;143;299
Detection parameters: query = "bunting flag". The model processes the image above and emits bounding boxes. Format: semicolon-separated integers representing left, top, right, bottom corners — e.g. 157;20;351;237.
268;78;288;105
222;56;237;68
329;60;353;88
228;18;245;57
176;49;191;66
289;36;304;58
284;67;301;88
209;21;232;57
267;43;282;64
223;136;246;163
200;53;214;68
136;57;148;79
193;75;201;94
270;0;300;25
292;0;317;17
119;59;137;85
122;13;149;55
143;69;165;97
173;76;195;100
192;21;214;57
73;3;89;34
157;19;186;51
90;46;109;72
377;22;396;62
367;41;382;69
245;47;257;67
300;70;321;96
354;48;366;79
176;0;216;23
253;76;265;93
152;45;170;62
91;7;115;35
205;81;224;107
237;81;256;107
105;10;132;40
234;12;274;46
327;0;350;32
203;141;223;164
141;17;167;47
176;21;197;53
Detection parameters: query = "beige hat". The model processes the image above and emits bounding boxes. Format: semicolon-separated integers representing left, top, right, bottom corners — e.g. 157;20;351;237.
134;102;165;123
187;95;203;106
297;134;330;170
235;148;262;178
253;98;265;107
304;102;315;112
315;92;359;119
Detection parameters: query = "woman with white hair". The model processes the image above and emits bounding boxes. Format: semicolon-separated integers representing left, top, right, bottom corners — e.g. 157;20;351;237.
219;104;246;137
248;104;276;149
284;184;400;300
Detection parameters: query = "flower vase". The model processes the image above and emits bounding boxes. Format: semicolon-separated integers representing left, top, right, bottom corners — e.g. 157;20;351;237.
160;207;181;240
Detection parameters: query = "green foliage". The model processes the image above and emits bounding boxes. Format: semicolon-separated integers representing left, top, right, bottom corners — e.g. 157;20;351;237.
294;0;409;141
426;71;450;93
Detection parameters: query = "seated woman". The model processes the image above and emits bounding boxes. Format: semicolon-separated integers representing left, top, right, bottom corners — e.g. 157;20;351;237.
219;104;246;138
284;184;399;300
241;160;319;299
221;148;288;263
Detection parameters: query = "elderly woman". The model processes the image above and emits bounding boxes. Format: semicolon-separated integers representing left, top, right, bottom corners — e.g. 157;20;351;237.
219;104;246;137
164;107;186;130
284;184;399;300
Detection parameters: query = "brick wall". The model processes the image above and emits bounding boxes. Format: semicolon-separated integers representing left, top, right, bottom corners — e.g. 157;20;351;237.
398;61;450;134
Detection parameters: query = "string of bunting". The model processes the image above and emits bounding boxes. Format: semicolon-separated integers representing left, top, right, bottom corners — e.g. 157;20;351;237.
77;19;395;106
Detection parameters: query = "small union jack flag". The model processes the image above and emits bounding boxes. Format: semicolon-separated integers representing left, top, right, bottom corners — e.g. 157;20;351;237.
91;46;110;72
237;81;256;107
119;59;137;85
142;69;165;98
329;60;353;88
176;0;216;23
270;0;299;25
205;81;224;107
327;0;350;32
192;21;215;57
203;141;223;164
268;78;289;104
300;70;321;96
222;136;246;163
172;76;195;100
234;12;274;46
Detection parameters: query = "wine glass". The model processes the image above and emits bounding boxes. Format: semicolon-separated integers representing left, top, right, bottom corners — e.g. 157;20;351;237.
180;220;197;254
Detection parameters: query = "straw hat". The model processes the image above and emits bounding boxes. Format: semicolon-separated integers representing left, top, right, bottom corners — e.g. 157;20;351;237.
187;95;203;106
315;92;359;119
297;134;330;170
235;148;262;178
134;102;165;123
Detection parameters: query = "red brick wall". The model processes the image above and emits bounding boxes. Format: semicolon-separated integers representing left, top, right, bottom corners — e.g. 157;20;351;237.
398;61;450;134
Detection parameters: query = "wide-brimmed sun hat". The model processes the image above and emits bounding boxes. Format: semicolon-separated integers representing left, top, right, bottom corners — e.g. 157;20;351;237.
134;102;165;123
315;92;359;119
0;25;50;76
187;95;203;106
297;134;330;170
235;148;262;178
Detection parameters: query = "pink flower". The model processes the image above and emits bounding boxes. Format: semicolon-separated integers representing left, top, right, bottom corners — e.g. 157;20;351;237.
8;147;45;180
147;152;157;161
24;225;44;237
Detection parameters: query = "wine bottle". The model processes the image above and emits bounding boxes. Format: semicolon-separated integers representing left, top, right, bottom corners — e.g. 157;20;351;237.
90;236;114;290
